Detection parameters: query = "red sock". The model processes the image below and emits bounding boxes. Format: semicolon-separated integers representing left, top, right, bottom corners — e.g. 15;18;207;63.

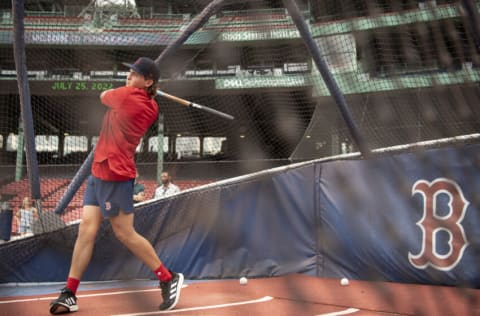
154;264;172;282
66;277;80;294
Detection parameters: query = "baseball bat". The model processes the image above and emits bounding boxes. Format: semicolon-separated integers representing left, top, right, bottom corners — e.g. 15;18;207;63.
156;90;234;120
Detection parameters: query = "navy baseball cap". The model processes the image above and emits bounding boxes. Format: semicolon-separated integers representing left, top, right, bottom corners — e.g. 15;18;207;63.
122;57;160;82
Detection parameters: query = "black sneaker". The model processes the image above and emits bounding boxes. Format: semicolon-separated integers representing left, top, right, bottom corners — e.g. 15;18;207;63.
159;272;184;310
49;287;78;314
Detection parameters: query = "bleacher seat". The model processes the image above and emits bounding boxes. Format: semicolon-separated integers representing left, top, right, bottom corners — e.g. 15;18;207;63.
117;17;183;26
24;16;85;28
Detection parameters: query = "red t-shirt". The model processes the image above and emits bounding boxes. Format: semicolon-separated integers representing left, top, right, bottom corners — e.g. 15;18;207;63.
92;86;158;181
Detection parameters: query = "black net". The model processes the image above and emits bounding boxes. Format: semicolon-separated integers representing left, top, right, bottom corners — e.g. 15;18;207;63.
0;4;479;312
292;0;480;159
0;0;314;228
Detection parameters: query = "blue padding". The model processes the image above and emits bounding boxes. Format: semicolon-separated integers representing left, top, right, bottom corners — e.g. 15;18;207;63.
319;144;480;286
1;144;479;288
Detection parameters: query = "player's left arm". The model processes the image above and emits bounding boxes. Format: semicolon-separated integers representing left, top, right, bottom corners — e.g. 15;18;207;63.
99;89;117;107
100;89;114;101
100;87;129;109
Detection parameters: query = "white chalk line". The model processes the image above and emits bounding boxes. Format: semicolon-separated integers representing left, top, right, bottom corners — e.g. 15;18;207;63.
0;285;188;304
316;308;360;316
111;296;274;316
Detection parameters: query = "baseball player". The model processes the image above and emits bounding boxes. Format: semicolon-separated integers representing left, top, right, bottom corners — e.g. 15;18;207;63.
50;57;183;314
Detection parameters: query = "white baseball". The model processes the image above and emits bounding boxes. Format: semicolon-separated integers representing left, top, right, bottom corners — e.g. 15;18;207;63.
239;277;248;285
340;277;349;286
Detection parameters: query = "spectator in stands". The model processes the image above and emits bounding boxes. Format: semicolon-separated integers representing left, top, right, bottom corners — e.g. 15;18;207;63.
133;171;145;203
16;196;37;235
154;172;180;199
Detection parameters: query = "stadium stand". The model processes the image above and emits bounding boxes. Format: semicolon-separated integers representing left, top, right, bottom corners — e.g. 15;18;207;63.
24;16;85;27
0;177;213;232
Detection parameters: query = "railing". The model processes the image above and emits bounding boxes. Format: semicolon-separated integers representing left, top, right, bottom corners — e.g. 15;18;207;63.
215;8;289;25
221;8;287;17
24;10;65;17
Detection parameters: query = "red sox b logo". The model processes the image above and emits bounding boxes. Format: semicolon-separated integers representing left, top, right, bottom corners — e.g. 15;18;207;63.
408;178;469;271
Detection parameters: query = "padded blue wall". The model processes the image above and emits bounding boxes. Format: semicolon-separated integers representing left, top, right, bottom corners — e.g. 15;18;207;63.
1;144;479;287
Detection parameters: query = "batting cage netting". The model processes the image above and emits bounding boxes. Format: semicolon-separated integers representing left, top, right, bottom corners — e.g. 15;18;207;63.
0;1;479;313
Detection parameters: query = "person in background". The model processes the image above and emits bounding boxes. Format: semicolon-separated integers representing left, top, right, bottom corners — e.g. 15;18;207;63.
133;172;145;203
16;196;37;235
154;172;180;199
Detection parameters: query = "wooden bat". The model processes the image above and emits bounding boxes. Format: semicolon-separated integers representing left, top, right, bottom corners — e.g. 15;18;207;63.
156;90;234;120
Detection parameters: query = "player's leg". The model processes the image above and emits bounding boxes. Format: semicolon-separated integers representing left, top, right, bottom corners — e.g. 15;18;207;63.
68;205;103;279
109;211;161;269
109;211;183;311
50;176;103;314
49;205;102;314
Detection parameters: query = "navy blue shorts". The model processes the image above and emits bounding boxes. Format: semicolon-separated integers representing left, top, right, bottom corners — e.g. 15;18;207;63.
83;175;135;218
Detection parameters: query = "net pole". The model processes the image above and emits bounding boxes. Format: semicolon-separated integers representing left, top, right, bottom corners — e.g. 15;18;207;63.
14;117;24;181
461;0;480;53
54;150;93;214
54;1;224;215
157;113;164;184
12;0;42;208
283;0;370;158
